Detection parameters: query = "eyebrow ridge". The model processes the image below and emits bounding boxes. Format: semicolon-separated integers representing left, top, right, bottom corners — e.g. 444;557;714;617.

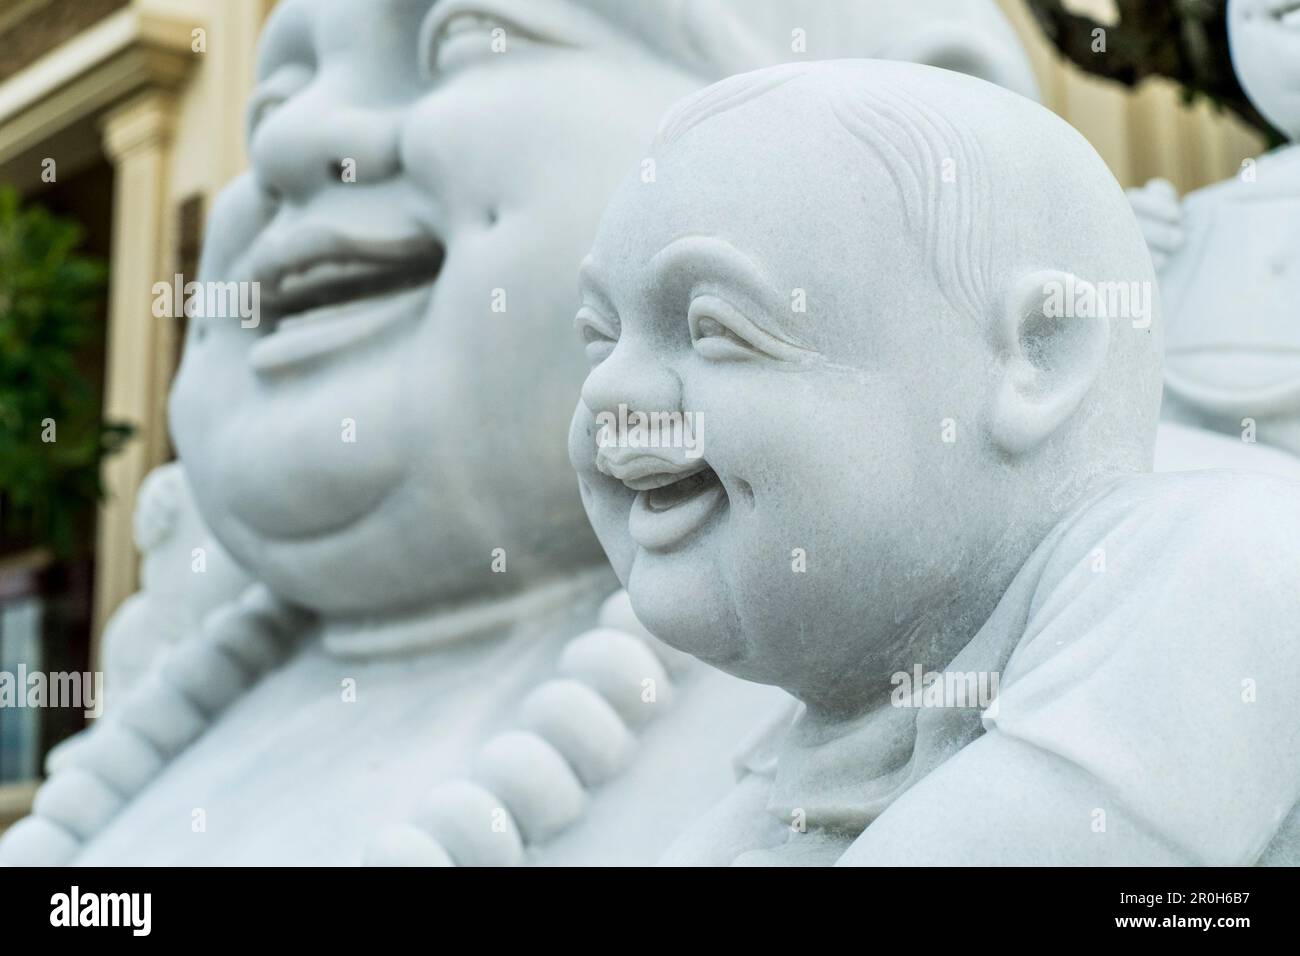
648;235;777;297
650;235;811;349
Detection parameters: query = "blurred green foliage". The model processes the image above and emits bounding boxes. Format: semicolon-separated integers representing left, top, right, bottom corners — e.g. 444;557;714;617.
0;185;131;556
1026;0;1284;148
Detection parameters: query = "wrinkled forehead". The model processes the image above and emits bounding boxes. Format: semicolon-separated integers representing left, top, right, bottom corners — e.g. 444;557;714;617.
586;93;928;347
601;91;900;269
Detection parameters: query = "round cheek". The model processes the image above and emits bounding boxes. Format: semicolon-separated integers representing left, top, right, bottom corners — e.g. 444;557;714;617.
403;56;689;220
626;543;740;668
725;380;919;660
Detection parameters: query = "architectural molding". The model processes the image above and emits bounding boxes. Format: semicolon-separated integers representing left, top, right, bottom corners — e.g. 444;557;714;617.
0;6;196;171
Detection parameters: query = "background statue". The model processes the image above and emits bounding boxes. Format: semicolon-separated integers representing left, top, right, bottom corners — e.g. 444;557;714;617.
99;464;251;710
1129;0;1300;458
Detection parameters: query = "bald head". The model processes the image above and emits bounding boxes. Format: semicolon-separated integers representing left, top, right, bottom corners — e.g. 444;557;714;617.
572;60;1163;691
651;59;1163;469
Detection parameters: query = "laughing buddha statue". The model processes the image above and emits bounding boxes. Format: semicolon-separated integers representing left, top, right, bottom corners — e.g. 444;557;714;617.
0;0;1039;865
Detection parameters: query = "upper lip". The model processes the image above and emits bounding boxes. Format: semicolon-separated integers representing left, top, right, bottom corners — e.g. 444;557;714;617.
248;223;444;320
595;448;708;492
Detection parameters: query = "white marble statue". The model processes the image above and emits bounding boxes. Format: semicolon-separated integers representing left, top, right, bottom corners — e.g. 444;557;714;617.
40;463;251;776
0;0;1040;866
100;463;252;710
1129;0;1300;458
570;59;1300;866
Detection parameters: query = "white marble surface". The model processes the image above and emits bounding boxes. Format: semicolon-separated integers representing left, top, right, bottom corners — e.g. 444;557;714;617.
99;464;250;711
569;59;1300;865
4;0;1042;867
73;578;786;866
1129;0;1300;456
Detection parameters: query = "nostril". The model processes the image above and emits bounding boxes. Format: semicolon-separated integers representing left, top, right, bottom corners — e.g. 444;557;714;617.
485;207;498;227
734;478;755;510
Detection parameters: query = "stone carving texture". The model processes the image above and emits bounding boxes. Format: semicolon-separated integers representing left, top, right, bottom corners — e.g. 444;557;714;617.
570;59;1300;865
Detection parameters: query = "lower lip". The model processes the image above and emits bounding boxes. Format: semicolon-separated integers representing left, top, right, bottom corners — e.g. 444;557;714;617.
249;284;433;373
627;478;726;552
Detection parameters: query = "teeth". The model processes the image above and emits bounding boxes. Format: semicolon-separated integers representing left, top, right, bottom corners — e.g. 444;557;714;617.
441;13;497;38
626;472;689;492
280;260;388;295
606;459;707;492
267;258;437;325
645;468;719;512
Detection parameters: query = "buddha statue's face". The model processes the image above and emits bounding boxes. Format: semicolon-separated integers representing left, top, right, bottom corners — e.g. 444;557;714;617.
568;99;997;701
1230;0;1300;141
171;0;1036;621
170;0;699;615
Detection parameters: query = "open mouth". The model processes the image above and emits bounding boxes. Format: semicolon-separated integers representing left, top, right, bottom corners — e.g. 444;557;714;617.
627;464;727;552
249;242;445;373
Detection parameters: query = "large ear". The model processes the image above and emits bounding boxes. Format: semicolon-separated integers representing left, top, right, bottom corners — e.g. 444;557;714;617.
884;22;1040;103
990;270;1110;456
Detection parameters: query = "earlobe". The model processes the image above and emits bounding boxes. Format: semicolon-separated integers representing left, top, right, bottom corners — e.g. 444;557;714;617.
990;270;1110;456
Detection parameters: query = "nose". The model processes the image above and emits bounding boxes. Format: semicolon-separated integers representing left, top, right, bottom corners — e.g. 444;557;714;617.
251;94;405;205
580;337;683;424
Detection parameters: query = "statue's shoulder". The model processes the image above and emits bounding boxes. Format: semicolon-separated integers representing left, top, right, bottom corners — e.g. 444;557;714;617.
1003;469;1300;702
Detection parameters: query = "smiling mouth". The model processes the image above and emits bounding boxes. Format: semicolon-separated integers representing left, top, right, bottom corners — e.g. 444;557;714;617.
626;464;727;552
250;243;445;373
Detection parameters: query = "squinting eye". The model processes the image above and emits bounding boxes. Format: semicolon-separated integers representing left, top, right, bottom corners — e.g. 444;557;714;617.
688;294;813;363
246;65;313;145
419;10;538;78
692;314;760;357
246;94;284;139
575;306;618;366
688;297;770;361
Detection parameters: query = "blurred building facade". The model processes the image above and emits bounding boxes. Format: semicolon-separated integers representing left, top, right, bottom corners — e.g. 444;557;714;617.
1000;0;1266;194
0;0;1267;829
0;0;271;828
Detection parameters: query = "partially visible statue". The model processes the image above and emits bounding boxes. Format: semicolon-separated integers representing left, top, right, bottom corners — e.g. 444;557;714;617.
571;60;1300;865
100;464;251;708
42;464;250;777
1129;0;1300;457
